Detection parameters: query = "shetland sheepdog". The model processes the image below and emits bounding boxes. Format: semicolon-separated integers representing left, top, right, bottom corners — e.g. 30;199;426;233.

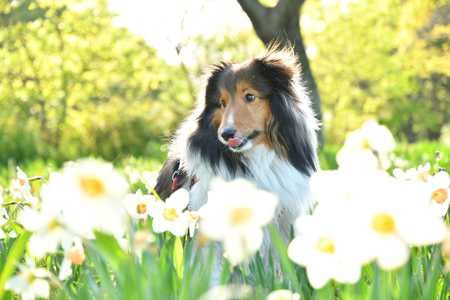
155;44;320;283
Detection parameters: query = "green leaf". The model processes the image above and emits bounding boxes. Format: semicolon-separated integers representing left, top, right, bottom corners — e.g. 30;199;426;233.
4;220;24;236
173;236;184;279
0;230;32;299
423;246;442;300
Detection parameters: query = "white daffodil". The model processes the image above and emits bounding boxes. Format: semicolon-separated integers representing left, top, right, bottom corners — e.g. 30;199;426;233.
20;208;74;259
356;184;447;270
428;171;450;217
288;207;366;289
148;188;189;237
391;168;417;183
310;170;391;204
183;211;200;238
336;120;395;171
417;163;431;182
267;290;300;300
5;259;52;300
11;167;35;202
361;120;395;153
123;189;156;220
17;167;31;192
46;159;129;236
59;237;85;281
199;178;278;266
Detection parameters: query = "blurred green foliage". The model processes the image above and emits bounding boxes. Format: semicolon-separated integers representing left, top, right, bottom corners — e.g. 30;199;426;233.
1;0;450;166
303;0;450;144
0;0;192;165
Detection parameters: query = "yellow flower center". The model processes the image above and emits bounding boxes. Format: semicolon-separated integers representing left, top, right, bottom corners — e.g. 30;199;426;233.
26;273;36;284
48;218;60;231
363;138;370;149
136;203;147;214
316;237;335;253
231;207;253;224
372;213;395;233
418;171;430;182
80;177;105;197
19;179;26;186
432;188;448;204
163;208;178;221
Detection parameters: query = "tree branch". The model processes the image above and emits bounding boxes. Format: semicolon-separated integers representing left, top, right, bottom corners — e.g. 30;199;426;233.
237;0;270;32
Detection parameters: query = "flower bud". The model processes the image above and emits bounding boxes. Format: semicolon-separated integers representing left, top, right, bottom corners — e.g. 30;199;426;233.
67;246;86;265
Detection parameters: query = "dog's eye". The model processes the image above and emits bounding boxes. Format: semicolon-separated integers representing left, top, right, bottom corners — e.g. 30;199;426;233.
245;94;255;102
221;100;226;108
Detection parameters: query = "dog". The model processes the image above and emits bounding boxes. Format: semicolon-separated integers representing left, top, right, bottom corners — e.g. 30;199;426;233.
154;44;320;284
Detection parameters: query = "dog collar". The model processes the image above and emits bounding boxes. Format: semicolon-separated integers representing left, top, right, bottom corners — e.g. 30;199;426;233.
172;169;198;191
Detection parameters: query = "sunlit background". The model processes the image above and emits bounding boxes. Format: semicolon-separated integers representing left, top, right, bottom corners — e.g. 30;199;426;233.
1;0;449;170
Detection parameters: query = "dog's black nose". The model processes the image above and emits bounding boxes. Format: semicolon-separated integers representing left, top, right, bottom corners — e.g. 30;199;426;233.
221;128;236;141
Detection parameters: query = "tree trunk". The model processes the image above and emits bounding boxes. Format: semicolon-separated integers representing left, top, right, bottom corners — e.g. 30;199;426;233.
237;0;324;146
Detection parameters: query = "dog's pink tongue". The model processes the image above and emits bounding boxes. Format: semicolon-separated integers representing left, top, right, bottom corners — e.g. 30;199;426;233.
228;137;242;148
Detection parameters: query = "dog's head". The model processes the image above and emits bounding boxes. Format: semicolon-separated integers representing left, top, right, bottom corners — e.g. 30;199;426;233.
189;45;319;176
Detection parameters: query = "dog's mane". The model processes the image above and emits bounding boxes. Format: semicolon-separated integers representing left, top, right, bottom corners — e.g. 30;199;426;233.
173;46;319;182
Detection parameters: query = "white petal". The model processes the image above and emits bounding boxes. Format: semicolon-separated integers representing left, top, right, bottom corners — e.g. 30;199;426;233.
223;230;247;266
393;169;406;181
242;225;264;254
267;290;294;300
431;200;450;217
5;274;28;292
399;212;447;245
433;172;450;189
376;236;409;270
58;258;73;281
9;230;17;238
31;278;50;298
287;235;315;266
251;193;278;226
306;261;332;289
167;218;189;237
147;200;166;218
166;189;189;210
152;217;169;233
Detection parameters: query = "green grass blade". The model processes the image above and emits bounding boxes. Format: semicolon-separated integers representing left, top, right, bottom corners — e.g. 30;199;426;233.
423;246;442;300
0;230;32;299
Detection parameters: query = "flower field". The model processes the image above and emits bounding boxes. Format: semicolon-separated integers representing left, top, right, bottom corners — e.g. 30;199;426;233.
2;124;450;299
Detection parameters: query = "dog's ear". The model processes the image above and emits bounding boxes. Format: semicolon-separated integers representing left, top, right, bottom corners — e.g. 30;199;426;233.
255;44;300;92
201;61;232;108
255;45;320;176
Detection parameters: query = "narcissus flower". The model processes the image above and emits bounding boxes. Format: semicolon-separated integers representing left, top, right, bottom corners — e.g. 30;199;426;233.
148;188;189;236
336;120;395;171
288;211;366;289
5;259;53;300
428;171;450;217
123;189;156;220
183;211;200;238
199;178;278;266
20;208;74;259
354;184;447;270
48;159;129;235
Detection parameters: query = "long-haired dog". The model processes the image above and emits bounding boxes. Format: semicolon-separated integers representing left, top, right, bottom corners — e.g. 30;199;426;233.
155;45;320;284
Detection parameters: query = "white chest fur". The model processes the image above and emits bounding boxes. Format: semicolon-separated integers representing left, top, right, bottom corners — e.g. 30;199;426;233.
184;144;314;240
